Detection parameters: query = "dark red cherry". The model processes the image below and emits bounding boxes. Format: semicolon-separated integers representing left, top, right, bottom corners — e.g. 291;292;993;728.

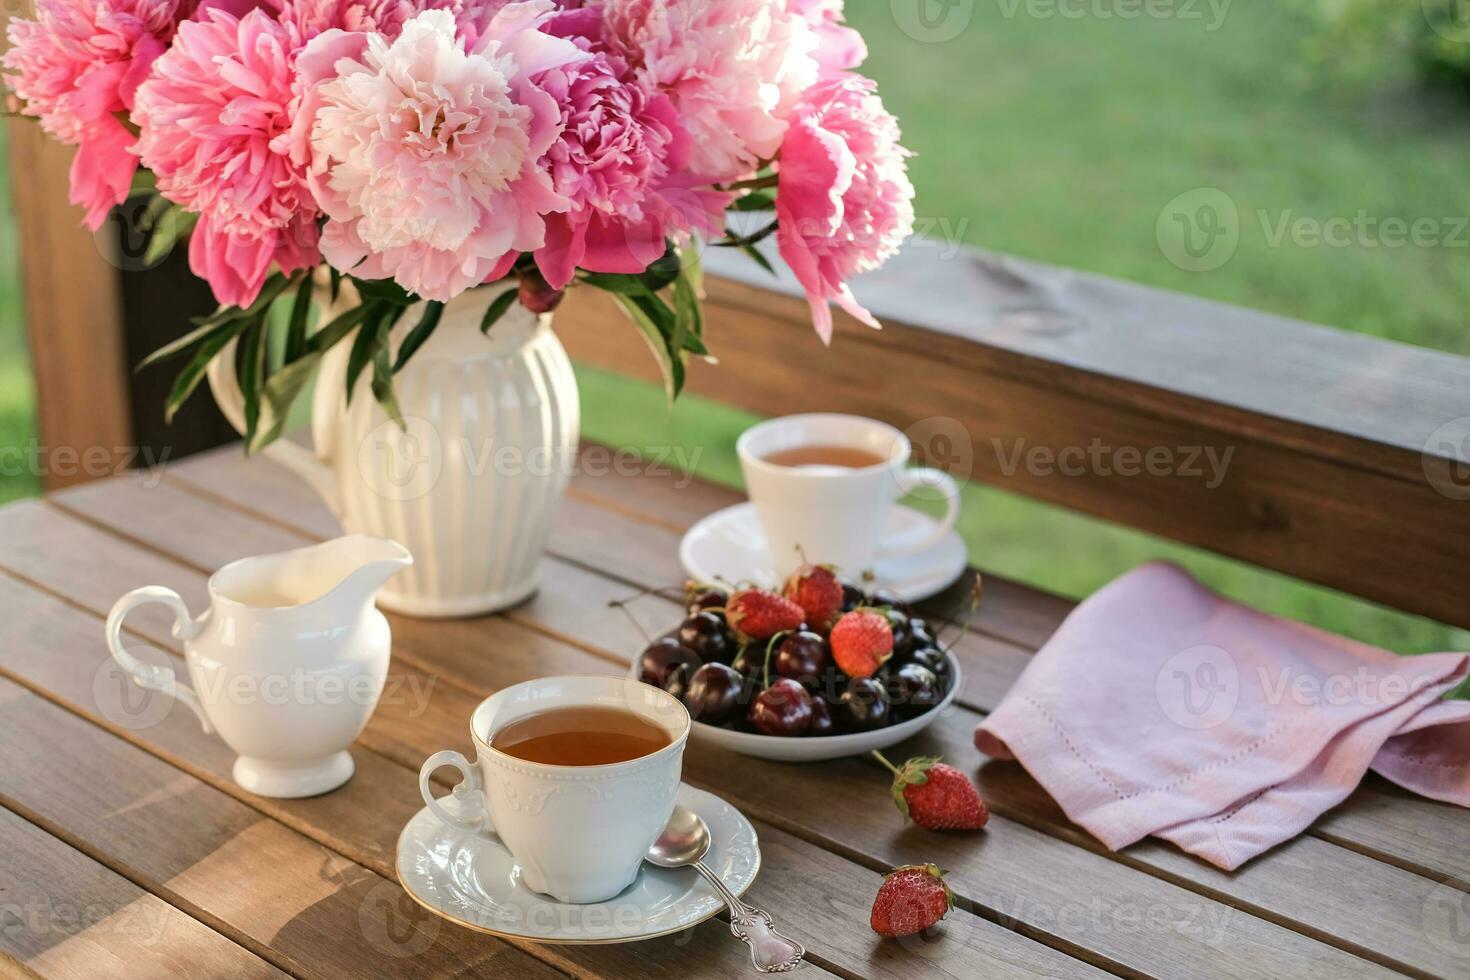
907;617;937;651
774;631;831;686
887;663;941;718
911;646;950;677
807;697;837;737
685;663;746;725
638;638;702;692
840;583;866;613
838;676;890;731
749;678;814;737
678;611;734;664
885;608;914;659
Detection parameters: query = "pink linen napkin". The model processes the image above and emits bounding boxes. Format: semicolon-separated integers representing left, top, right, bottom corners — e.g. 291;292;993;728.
974;561;1470;870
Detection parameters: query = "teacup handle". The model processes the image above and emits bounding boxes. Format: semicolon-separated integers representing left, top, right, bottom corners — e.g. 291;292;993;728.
105;586;212;734
419;750;491;833
880;467;961;557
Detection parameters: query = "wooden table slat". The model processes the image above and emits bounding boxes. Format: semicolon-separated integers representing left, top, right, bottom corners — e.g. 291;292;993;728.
163;447;1470;887
17;484;1428;980
0;678;560;980
0;556;1032;980
0;602;840;975
0;805;288;980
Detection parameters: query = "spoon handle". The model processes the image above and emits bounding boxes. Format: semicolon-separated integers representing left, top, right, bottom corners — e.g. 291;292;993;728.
694;861;805;973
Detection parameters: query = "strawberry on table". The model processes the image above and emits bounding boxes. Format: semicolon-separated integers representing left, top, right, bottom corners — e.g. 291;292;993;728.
870;864;955;938
830;608;893;678
781;562;844;632
726;587;805;641
875;753;990;831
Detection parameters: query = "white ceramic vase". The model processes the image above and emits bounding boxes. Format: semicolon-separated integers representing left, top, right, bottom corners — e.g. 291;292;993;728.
208;285;580;618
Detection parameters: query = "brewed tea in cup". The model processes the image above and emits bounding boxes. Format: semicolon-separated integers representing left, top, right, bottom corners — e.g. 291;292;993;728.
419;675;690;904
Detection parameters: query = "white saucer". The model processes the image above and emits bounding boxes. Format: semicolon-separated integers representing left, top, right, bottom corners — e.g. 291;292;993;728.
680;501;968;602
396;784;760;944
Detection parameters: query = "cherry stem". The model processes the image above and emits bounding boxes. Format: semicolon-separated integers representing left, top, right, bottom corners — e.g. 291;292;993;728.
870;750;902;776
762;630;788;690
938;572;985;652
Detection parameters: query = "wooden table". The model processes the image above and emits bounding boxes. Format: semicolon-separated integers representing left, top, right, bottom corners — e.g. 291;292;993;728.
1;445;1465;979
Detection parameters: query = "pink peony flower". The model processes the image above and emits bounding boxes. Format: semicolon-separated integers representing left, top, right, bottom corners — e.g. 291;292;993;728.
532;12;727;288
4;0;192;229
296;4;589;301
279;0;514;42
598;0;820;181
788;0;865;72
776;74;914;344
133;7;320;307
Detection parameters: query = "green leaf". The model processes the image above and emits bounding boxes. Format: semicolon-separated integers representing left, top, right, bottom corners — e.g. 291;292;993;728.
578;272;652;294
613;291;684;400
671;264;703;360
371;338;404;427
715;219;779;248
329;267;343;304
142;207;198;267
640;246;682;291
136;316;236;373
344;305;386;407
393;300;444;373
285;272;314;362
741;243;778;277
255;352;323;450
307;302;373;353
351;276;414;305
237;318;267;450
163;318;251;423
129;169;157;195
730;188;776;211
479;287;519;334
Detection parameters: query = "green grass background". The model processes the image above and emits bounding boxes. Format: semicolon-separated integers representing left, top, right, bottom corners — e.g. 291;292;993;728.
3;5;1468;657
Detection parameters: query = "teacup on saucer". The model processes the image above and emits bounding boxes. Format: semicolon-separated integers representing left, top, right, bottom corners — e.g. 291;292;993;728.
396;784;760;944
681;501;967;602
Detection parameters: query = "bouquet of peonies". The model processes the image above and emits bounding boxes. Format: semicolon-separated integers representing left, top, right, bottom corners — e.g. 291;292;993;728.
6;0;914;447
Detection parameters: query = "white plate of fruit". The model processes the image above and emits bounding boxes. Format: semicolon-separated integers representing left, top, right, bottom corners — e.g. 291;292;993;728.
630;562;963;763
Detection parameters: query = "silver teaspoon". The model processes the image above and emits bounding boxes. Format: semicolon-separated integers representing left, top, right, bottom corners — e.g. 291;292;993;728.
646;805;805;973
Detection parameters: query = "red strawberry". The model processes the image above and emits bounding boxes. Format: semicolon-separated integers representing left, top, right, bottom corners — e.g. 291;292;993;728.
829;609;893;678
781;563;844;632
870;864;954;938
879;754;989;830
726;587;805;640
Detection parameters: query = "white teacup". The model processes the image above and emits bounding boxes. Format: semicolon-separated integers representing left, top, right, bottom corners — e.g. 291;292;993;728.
418;675;691;904
737;414;961;580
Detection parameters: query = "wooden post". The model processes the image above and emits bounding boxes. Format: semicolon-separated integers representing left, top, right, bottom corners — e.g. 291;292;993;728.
5;115;238;488
6;121;133;489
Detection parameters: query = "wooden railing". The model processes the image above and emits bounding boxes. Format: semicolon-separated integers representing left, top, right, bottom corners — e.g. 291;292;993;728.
557;243;1470;631
11;138;1470;628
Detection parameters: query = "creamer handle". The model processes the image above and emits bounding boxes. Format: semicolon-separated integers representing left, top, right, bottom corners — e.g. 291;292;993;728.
105;587;212;734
